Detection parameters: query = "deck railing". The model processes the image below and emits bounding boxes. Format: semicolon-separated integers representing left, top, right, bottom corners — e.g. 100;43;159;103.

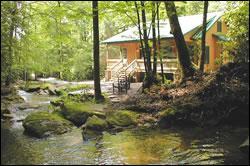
136;59;178;73
106;58;179;81
110;59;123;79
124;59;138;76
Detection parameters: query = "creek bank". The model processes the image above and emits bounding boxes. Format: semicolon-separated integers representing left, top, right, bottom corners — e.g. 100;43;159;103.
114;62;249;128
1;86;24;119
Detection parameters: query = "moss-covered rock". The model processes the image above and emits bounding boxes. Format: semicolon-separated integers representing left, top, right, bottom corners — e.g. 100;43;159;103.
1;89;24;119
106;110;139;127
23;111;73;138
54;88;67;96
82;129;103;141
50;98;64;107
19;81;53;93
157;108;177;128
1;103;11;119
85;115;108;131
60;101;105;127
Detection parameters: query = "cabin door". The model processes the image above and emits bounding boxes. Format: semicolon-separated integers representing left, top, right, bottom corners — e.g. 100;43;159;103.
120;48;127;64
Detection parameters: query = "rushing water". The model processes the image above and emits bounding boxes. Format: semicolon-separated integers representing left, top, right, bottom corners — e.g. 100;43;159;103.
1;90;249;165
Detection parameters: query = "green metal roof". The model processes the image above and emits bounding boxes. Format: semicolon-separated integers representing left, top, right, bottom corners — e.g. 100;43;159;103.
101;12;224;44
212;32;230;41
191;12;224;40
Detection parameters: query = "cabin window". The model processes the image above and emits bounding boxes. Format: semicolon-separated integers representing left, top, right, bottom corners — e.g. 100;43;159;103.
122;48;127;59
162;46;175;58
217;21;222;32
188;45;194;58
205;46;210;64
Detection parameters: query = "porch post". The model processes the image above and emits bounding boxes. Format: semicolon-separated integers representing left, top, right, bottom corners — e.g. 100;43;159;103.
106;44;109;63
105;44;109;81
120;47;123;63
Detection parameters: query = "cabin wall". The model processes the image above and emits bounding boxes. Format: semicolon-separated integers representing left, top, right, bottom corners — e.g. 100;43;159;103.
203;18;227;72
112;42;140;64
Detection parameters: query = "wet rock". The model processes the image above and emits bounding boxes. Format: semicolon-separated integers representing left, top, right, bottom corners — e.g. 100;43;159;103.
82;129;103;141
18;104;40;110
157;108;176;128
54;88;66;96
23;111;73;138
239;137;249;154
60;101;106;127
1;91;24;119
48;87;57;95
2;114;14;119
25;85;41;92
1;87;13;96
81;116;108;141
106;110;139;127
85;115;108;131
50;98;64;107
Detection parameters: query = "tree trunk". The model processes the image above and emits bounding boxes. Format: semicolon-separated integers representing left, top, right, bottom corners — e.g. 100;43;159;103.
152;2;157;76
164;1;195;79
157;2;164;83
141;1;154;88
92;1;103;102
199;1;209;72
134;2;148;74
5;2;17;86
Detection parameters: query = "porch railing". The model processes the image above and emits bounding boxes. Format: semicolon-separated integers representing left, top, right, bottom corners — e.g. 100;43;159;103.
124;59;138;76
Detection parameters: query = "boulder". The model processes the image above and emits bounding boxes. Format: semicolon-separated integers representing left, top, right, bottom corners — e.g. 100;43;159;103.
82;129;103;141
3;113;14;119
85;115;108;131
23;111;73;138
60;101;106;127
18;103;40;110
50;98;64;107
81;115;108;141
157;108;176;128
25;85;41;92
48;87;57;95
106;110;138;127
1;87;13;96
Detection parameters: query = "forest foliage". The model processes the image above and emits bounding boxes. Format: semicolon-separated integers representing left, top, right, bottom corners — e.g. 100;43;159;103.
1;1;248;85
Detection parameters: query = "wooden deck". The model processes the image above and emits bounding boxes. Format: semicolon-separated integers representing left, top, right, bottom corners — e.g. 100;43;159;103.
105;58;179;81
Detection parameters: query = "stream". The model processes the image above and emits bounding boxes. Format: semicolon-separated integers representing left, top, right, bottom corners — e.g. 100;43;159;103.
1;83;249;165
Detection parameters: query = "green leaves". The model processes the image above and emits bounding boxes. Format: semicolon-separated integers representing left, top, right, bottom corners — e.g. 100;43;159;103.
223;1;249;62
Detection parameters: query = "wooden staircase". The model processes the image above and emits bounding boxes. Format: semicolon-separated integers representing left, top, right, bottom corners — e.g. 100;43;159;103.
111;60;138;94
111;67;131;94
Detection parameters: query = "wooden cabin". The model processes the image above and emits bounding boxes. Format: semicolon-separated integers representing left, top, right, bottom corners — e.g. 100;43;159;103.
101;12;228;82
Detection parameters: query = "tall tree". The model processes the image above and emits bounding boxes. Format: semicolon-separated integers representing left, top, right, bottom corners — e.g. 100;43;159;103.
92;1;103;101
152;2;157;76
141;1;154;88
199;1;209;72
134;2;148;74
164;1;195;79
157;2;164;83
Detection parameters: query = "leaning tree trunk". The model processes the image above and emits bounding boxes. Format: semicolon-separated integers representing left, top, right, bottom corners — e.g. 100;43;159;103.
157;2;164;83
152;2;157;76
92;1;103;102
199;1;209;72
164;1;195;79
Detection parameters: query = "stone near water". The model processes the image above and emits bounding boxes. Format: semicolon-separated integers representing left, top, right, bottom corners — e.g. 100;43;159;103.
23;111;73;138
3;114;14;119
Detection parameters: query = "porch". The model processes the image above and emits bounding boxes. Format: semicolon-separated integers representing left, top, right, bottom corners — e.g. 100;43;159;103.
105;58;179;82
